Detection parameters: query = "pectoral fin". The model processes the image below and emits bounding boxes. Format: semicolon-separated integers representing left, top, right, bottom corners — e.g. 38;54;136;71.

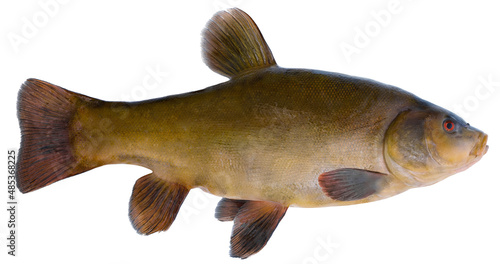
129;173;189;235
218;200;288;259
318;168;387;201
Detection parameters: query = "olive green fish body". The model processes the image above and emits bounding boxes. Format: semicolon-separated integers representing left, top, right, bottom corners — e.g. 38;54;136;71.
77;67;420;207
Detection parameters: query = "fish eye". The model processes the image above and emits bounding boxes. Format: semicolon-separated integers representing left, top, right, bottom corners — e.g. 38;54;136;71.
443;119;456;133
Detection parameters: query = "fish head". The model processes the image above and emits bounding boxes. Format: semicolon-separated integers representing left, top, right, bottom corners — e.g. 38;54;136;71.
384;107;488;187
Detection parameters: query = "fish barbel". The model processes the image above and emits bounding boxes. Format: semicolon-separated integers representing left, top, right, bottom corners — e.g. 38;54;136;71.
16;8;488;258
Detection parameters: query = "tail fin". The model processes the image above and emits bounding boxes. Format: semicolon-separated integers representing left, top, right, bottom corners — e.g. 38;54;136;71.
16;79;96;193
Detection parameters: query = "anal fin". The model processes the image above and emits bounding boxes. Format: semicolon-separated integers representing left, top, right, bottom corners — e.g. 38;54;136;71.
229;200;288;259
129;173;189;235
318;168;387;201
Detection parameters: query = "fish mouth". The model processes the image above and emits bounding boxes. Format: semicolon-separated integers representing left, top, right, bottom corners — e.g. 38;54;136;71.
470;133;488;157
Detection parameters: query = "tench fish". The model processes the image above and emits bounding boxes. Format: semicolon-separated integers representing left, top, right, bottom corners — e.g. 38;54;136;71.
16;8;488;258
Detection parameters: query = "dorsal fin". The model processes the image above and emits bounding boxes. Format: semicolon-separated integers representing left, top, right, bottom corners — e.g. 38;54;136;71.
202;8;277;78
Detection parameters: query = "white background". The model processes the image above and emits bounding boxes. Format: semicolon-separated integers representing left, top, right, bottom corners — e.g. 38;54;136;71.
1;0;499;263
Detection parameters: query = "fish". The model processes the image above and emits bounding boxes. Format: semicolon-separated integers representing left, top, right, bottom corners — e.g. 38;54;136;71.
16;8;488;259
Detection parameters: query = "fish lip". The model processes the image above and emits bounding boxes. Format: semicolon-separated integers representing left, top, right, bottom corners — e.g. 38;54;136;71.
469;134;488;157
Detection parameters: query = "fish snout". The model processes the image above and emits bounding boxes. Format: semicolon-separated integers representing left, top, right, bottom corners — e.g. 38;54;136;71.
470;132;488;157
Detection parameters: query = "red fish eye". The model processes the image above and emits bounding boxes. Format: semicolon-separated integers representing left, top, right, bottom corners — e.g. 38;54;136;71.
443;120;455;132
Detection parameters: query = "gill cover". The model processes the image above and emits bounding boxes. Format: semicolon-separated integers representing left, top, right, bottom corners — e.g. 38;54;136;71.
383;108;487;187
